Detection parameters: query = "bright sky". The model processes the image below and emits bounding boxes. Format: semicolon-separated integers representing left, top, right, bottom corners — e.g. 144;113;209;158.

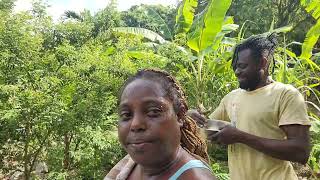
14;0;179;20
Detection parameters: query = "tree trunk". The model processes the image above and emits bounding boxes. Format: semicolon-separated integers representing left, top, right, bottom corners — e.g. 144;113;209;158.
24;122;31;180
63;133;71;170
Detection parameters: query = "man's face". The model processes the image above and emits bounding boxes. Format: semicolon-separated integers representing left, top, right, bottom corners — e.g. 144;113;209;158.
233;49;261;90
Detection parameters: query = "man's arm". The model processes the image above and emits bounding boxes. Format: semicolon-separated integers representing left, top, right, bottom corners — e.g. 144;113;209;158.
210;124;310;164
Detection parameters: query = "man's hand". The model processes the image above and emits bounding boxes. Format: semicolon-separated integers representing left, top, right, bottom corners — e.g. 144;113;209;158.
207;124;310;164
208;125;242;145
186;109;207;127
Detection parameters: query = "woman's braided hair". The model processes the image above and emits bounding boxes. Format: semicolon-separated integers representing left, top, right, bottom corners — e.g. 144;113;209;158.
119;68;209;163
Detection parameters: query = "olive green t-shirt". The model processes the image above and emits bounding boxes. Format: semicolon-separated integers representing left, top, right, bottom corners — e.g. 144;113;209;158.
209;82;310;180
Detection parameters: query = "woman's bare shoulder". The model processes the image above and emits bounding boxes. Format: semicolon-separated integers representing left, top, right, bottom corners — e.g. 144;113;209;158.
178;167;217;180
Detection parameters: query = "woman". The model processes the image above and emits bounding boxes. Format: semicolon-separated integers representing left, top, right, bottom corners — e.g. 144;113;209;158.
105;69;216;180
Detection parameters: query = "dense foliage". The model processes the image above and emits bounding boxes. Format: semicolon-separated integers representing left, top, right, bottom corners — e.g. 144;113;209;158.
0;0;319;179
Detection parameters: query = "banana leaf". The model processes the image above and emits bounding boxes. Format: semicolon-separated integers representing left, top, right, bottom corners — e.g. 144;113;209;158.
175;0;198;34
113;27;166;44
186;0;232;53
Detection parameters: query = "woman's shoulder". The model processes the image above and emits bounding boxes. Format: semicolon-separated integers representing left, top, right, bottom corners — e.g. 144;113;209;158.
171;159;216;180
177;166;216;180
170;150;216;180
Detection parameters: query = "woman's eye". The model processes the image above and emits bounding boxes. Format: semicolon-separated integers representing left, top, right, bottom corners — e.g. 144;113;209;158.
147;108;162;117
120;112;131;121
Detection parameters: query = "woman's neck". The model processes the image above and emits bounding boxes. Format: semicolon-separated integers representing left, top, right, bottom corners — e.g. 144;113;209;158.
140;147;182;177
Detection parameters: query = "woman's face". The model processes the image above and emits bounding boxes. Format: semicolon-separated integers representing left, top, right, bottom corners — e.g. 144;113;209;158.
118;79;182;166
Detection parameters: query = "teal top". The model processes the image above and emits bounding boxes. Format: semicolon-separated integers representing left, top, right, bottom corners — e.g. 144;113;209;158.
168;160;211;180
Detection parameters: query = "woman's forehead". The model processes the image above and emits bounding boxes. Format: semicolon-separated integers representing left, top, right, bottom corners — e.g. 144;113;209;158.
121;79;167;101
119;97;168;109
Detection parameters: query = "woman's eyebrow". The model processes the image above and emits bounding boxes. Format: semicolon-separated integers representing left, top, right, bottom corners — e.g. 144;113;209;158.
118;103;129;110
141;98;166;106
119;98;167;109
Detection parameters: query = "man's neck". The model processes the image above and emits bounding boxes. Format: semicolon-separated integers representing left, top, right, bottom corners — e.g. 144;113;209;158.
248;76;274;91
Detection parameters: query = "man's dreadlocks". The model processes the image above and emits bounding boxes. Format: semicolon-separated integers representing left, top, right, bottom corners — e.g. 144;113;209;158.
232;33;278;74
119;69;209;163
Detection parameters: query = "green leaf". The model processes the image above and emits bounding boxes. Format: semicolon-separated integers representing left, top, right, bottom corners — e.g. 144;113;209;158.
261;25;293;37
126;51;167;60
60;83;76;105
269;16;275;32
310;119;320;133
220;17;239;34
221;37;237;46
309;83;320;88
270;25;293;33
306;101;320;112
300;20;320;60
145;7;173;40
302;0;320;19
211;17;239;51
104;47;115;56
187;0;232;53
113;27;166;44
64;10;84;21
175;0;198;34
278;47;297;58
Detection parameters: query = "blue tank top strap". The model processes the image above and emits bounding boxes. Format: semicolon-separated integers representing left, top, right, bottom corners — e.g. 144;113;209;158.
168;160;211;180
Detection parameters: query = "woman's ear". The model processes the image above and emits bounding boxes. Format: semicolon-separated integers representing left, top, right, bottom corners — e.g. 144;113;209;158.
176;113;184;127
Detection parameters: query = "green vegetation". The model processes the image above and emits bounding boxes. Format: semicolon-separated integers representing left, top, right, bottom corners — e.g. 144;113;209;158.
0;0;319;179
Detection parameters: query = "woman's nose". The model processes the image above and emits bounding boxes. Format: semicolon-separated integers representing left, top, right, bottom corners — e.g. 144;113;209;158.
130;113;147;132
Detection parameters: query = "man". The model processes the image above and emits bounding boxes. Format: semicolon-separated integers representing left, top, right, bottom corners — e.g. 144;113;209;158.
189;34;311;180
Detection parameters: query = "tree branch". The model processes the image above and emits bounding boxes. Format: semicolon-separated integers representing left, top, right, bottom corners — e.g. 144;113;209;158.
29;129;52;172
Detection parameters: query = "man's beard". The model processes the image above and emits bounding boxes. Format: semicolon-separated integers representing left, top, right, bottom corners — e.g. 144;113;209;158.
239;72;261;91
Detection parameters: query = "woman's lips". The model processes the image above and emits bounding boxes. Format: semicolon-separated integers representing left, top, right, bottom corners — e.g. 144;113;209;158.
130;142;150;148
128;141;153;151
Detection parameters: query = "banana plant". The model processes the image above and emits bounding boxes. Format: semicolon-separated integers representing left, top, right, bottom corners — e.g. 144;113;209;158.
300;0;320;64
186;0;233;53
112;7;190;55
294;2;320;177
112;27;190;58
176;0;236;109
175;0;198;34
145;7;174;41
112;0;238;109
